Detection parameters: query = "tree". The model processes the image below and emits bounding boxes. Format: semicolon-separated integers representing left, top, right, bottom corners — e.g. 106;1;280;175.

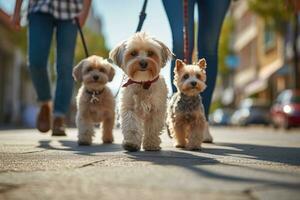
218;15;234;77
248;0;293;34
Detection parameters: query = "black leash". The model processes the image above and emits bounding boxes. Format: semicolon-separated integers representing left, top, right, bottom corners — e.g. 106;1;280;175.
75;17;89;58
136;0;148;32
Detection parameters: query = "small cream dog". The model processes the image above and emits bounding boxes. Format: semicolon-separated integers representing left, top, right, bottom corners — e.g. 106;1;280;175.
73;55;115;145
109;32;172;151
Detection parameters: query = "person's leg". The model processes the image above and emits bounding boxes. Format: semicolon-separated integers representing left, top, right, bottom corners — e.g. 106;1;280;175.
54;19;77;116
28;13;54;103
162;0;195;92
52;18;77;135
197;0;230;142
28;13;54;133
197;0;230;119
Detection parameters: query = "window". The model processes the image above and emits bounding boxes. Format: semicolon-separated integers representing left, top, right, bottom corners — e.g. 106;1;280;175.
264;25;276;53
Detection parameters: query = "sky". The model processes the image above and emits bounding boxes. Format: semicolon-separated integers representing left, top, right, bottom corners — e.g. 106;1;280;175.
0;0;190;94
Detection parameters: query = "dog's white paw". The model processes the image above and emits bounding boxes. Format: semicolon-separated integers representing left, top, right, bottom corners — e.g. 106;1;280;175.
77;130;94;146
186;145;201;151
78;135;92;145
143;145;161;151
123;141;140;152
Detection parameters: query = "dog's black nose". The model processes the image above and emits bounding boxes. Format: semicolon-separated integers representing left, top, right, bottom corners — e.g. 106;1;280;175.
191;81;197;87
139;60;148;69
93;75;99;81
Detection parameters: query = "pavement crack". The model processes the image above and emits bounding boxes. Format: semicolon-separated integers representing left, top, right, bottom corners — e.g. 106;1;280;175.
20;149;48;154
77;159;106;168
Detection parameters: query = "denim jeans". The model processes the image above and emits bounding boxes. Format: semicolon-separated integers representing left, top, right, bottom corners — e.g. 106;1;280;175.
162;0;230;119
28;12;77;116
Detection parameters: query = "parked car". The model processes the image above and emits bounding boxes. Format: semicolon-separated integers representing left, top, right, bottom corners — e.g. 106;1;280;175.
209;108;234;126
230;98;270;126
270;89;300;129
230;109;242;126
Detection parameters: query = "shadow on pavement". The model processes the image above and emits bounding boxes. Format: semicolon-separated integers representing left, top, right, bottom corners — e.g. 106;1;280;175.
38;140;123;156
37;138;300;188
204;142;300;166
127;150;300;189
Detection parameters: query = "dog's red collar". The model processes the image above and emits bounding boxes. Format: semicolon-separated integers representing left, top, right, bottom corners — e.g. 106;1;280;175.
122;76;160;90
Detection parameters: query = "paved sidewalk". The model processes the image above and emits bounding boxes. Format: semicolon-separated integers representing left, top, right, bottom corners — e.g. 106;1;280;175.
0;127;300;200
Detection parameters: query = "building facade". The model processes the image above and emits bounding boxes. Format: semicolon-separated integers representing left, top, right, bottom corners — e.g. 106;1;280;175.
231;1;286;106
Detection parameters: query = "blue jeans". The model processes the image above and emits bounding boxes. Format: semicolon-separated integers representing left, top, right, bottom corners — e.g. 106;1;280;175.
162;0;230;119
28;12;77;116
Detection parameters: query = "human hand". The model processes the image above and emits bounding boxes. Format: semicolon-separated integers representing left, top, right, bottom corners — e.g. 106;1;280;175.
76;11;88;27
76;0;91;27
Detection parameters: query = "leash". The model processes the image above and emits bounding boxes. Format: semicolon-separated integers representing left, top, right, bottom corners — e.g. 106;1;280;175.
136;0;148;32
183;0;189;63
75;17;89;58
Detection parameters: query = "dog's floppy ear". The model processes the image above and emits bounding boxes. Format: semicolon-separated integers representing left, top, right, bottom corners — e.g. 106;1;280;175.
175;59;185;72
109;41;126;68
73;59;85;82
154;39;174;68
108;66;115;82
197;58;207;71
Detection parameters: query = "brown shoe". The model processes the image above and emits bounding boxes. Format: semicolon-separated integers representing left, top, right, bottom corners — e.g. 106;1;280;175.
52;116;67;136
36;103;51;133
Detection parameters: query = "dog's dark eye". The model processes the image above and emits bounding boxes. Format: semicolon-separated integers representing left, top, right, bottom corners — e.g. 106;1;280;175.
86;67;93;72
196;74;201;79
147;50;154;57
183;74;189;80
99;68;106;73
131;50;138;57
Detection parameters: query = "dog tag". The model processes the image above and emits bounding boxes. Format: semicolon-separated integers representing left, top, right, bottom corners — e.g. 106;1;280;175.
90;92;100;104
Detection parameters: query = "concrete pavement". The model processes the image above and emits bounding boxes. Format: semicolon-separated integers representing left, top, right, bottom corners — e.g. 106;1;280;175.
0;126;300;200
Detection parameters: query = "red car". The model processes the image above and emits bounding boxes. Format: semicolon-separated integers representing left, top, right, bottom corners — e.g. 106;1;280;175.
270;89;300;129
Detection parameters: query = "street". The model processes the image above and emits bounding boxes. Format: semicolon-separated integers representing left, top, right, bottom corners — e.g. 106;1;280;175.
0;126;300;200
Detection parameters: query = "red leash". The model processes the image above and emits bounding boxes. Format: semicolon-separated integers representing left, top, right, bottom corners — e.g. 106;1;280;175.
183;0;189;63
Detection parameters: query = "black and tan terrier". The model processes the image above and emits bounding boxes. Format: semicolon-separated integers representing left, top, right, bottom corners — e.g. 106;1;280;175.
166;58;207;150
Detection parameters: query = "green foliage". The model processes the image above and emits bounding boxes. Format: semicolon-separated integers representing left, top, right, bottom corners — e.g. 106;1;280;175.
0;25;27;55
248;0;293;33
209;99;222;114
218;16;234;76
75;27;109;63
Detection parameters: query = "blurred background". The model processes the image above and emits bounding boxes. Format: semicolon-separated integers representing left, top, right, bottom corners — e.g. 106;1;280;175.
0;0;299;130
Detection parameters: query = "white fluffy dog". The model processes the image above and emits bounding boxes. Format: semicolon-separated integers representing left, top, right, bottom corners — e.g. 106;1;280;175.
73;55;115;145
109;32;172;151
